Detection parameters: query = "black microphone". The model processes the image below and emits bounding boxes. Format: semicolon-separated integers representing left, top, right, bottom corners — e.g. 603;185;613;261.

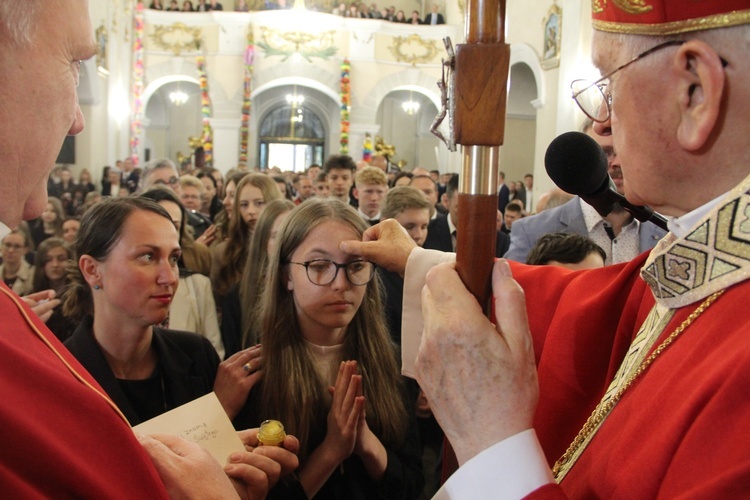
544;131;668;231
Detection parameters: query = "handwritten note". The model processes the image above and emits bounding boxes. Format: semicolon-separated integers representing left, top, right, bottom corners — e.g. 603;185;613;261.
133;392;244;463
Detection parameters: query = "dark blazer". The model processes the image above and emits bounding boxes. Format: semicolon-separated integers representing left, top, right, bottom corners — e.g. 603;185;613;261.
504;196;667;263
423;12;445;24
123;170;140;194
423;215;510;257
64;317;220;425
498;183;511;214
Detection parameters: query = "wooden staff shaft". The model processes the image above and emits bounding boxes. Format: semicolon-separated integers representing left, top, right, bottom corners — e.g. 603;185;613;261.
452;0;510;312
440;0;510;483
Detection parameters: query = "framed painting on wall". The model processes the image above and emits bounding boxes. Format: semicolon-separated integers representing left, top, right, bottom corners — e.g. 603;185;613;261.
541;3;562;70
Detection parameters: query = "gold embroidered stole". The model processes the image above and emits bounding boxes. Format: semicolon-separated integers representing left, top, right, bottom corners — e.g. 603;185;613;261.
556;176;750;482
554;302;674;481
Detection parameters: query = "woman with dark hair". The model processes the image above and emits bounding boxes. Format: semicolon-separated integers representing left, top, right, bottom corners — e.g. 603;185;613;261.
32;238;70;297
30;196;65;247
32;238;76;342
234;198;423;498
140;187;223;357
196;170;224;221
62;198;255;424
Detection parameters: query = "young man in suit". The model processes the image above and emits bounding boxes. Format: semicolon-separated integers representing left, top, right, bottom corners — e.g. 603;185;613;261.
424;174;509;256
505;118;666;264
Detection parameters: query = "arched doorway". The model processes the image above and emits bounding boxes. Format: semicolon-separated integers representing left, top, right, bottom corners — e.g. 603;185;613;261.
375;88;440;171
503;63;539;182
144;79;202;164
255;85;330;171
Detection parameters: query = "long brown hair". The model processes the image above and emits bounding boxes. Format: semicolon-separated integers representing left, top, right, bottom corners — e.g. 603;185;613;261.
239;198;295;348
215;174;281;296
258;198;408;460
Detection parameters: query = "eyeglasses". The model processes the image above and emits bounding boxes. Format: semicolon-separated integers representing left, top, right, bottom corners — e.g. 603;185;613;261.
153;176;179;186
288;259;375;286
571;40;689;123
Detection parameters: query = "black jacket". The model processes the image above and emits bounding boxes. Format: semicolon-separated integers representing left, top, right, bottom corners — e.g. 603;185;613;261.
65;317;220;425
423;215;510;257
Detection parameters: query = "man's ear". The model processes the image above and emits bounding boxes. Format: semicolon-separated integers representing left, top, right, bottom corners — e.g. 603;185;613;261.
674;40;726;151
352;187;360;201
78;255;101;287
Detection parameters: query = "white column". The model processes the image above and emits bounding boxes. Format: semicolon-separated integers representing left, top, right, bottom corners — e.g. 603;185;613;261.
210;117;242;174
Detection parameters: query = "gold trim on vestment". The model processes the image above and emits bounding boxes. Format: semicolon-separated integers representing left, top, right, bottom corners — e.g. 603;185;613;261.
593;9;750;35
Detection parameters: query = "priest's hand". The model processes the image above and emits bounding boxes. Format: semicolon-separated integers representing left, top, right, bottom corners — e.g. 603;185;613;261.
138;433;240;499
22;290;60;323
415;259;539;465
226;429;300;500
340;219;416;277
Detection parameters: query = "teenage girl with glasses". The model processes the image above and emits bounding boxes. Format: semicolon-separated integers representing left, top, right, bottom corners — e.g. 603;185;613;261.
234;198;423;499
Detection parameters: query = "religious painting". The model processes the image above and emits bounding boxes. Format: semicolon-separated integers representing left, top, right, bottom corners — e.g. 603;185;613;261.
541;3;562;70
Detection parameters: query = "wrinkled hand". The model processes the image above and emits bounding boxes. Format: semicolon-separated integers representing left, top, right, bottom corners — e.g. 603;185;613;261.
197;224;217;247
323;360;364;462
415;259;538;465
340;219;416;277
214;345;263;420
227;428;300;498
21;290;60;323
139;433;238;499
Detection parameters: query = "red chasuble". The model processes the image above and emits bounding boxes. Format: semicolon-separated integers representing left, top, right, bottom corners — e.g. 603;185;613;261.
507;254;750;498
0;283;168;497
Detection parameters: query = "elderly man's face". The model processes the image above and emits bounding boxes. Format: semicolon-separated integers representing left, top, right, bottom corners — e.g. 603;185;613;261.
0;0;96;225
591;31;670;211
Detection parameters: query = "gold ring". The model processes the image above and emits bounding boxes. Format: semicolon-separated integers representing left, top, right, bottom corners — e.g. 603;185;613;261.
243;363;252;372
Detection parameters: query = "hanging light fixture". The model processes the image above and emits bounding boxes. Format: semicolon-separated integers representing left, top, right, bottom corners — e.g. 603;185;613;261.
402;90;420;115
286;93;305;106
169;89;189;106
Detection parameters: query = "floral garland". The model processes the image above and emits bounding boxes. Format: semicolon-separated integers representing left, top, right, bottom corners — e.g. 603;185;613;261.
197;55;213;168
339;58;350;154
130;1;145;166
239;27;254;166
362;132;373;162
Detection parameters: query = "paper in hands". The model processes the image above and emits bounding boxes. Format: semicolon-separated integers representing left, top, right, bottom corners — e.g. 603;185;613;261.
133;392;244;463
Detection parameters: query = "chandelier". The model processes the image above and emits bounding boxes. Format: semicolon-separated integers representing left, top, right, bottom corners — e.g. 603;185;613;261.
169;90;189;106
402;91;420;115
286;94;305;106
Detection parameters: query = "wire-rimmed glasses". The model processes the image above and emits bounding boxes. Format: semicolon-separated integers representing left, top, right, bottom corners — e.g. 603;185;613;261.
571;40;687;123
288;259;375;286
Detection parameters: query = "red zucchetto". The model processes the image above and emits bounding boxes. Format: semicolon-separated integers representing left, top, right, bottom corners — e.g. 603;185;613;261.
591;0;750;35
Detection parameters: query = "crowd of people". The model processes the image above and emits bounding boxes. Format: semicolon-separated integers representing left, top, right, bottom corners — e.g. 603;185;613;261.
147;0;447;23
5;146;623;497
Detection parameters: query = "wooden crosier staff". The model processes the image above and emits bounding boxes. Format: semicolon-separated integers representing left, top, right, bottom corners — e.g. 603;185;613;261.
453;0;509;310
432;0;510;482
